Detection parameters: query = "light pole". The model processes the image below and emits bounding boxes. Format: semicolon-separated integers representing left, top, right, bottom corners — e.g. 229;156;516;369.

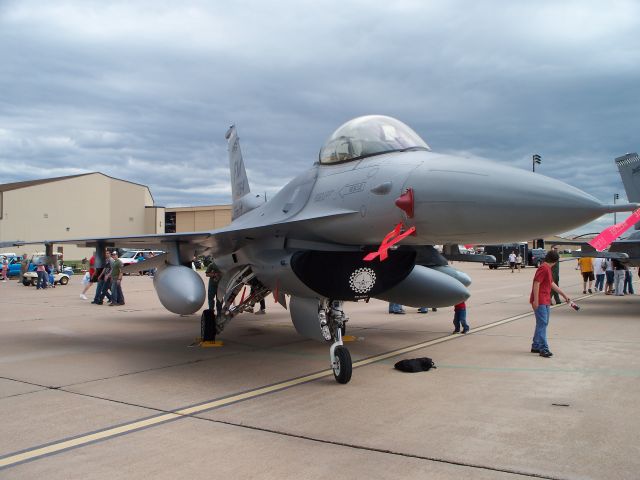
614;193;620;224
532;154;541;172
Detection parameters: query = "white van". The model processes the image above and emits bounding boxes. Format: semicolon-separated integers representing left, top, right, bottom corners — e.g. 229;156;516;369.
119;250;164;268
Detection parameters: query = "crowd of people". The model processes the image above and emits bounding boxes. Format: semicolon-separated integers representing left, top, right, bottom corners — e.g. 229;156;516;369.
78;250;125;306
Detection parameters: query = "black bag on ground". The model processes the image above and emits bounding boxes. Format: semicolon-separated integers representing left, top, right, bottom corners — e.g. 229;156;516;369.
394;357;436;372
201;309;216;341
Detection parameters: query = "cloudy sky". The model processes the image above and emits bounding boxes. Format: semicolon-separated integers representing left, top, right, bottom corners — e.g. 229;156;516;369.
1;0;639;235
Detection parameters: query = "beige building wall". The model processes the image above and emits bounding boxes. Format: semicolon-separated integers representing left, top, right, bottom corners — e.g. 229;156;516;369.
0;173;156;260
109;178;155;236
169;205;232;232
145;206;165;234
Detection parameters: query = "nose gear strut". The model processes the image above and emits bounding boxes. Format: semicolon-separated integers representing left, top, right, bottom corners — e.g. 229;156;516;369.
319;299;352;384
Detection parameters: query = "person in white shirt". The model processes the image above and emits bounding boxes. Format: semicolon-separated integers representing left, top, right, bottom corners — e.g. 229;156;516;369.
516;253;523;272
508;251;517;273
593;257;606;292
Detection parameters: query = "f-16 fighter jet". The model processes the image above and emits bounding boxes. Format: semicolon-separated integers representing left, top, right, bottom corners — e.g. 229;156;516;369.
11;116;636;383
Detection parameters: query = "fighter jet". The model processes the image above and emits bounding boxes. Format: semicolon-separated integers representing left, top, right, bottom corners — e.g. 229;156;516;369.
10;116;636;383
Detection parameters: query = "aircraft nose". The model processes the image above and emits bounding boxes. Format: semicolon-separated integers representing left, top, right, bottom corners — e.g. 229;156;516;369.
410;156;607;243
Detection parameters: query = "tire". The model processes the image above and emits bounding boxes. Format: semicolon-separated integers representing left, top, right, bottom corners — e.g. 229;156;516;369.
30;279;36;286
59;276;69;286
23;279;30;286
333;346;352;384
201;309;216;341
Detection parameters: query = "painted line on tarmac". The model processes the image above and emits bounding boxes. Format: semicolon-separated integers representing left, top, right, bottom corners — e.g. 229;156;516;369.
0;298;589;470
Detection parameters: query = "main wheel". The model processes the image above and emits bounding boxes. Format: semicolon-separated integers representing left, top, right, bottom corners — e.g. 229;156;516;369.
59;276;69;285
333;346;352;384
23;279;30;286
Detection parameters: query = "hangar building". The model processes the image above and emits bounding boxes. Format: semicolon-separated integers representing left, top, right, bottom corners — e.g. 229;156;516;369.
0;173;232;260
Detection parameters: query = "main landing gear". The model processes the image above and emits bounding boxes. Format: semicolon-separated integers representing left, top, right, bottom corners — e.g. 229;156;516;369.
320;300;352;384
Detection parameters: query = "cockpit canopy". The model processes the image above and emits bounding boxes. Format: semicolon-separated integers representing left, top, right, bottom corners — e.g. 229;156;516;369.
318;115;430;164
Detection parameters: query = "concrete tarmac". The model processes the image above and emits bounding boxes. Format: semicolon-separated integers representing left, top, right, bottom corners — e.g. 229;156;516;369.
0;261;639;479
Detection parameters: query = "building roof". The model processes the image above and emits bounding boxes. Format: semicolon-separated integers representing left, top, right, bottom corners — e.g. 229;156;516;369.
0;173;94;193
0;172;151;194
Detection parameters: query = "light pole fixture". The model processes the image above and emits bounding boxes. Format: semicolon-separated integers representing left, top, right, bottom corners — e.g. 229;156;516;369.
614;193;620;224
532;154;541;172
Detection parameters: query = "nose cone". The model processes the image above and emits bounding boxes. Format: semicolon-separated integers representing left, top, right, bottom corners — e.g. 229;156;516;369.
409;154;606;244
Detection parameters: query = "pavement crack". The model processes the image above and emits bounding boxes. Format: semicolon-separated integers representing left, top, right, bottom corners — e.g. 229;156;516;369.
186;415;570;480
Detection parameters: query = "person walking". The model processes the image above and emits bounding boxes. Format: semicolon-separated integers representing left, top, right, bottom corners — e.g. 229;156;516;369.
109;251;125;306
92;251;112;305
516;252;523;272
612;259;626;296
530;250;571;358
205;259;223;317
35;261;47;290
578;256;594;294
18;253;28;284
508;251;516;273
80;255;96;300
593;257;606;292
604;258;615;294
453;302;469;334
624;266;634;295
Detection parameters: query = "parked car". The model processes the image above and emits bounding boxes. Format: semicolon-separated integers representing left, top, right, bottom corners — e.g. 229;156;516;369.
119;250;164;266
6;256;23;278
22;270;71;286
529;248;547;267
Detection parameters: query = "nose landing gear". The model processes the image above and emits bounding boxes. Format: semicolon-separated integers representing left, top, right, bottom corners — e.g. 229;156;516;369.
320;300;352;384
330;328;352;384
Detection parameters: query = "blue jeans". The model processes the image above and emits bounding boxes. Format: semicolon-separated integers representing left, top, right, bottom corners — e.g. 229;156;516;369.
111;279;124;305
93;279;112;303
624;271;634;294
453;309;469;332
605;270;614;287
36;270;46;289
595;274;605;291
532;304;550;351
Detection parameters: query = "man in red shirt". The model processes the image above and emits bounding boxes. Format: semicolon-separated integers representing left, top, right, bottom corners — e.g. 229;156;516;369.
530;250;571;357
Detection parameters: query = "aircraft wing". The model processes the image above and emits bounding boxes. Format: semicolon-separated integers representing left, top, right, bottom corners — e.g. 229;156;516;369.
5;208;358;257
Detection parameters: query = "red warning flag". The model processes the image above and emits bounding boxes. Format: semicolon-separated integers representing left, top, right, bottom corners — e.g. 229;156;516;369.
589;209;640;251
364;223;417;262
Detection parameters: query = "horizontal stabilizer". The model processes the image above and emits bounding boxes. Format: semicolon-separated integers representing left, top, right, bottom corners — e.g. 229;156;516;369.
572;251;629;260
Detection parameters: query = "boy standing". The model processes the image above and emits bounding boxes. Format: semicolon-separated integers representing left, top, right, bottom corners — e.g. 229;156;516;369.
530;250;571;358
453;302;469;334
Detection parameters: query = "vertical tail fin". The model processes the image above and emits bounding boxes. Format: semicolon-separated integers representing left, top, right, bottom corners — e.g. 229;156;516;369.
615;152;640;230
225;125;263;220
616;153;640;202
226;125;250;201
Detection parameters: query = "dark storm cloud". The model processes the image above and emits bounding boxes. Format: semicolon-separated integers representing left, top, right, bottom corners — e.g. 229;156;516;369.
1;0;639;234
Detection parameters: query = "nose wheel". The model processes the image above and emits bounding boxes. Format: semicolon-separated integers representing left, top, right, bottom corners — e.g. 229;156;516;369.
330;328;352;384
